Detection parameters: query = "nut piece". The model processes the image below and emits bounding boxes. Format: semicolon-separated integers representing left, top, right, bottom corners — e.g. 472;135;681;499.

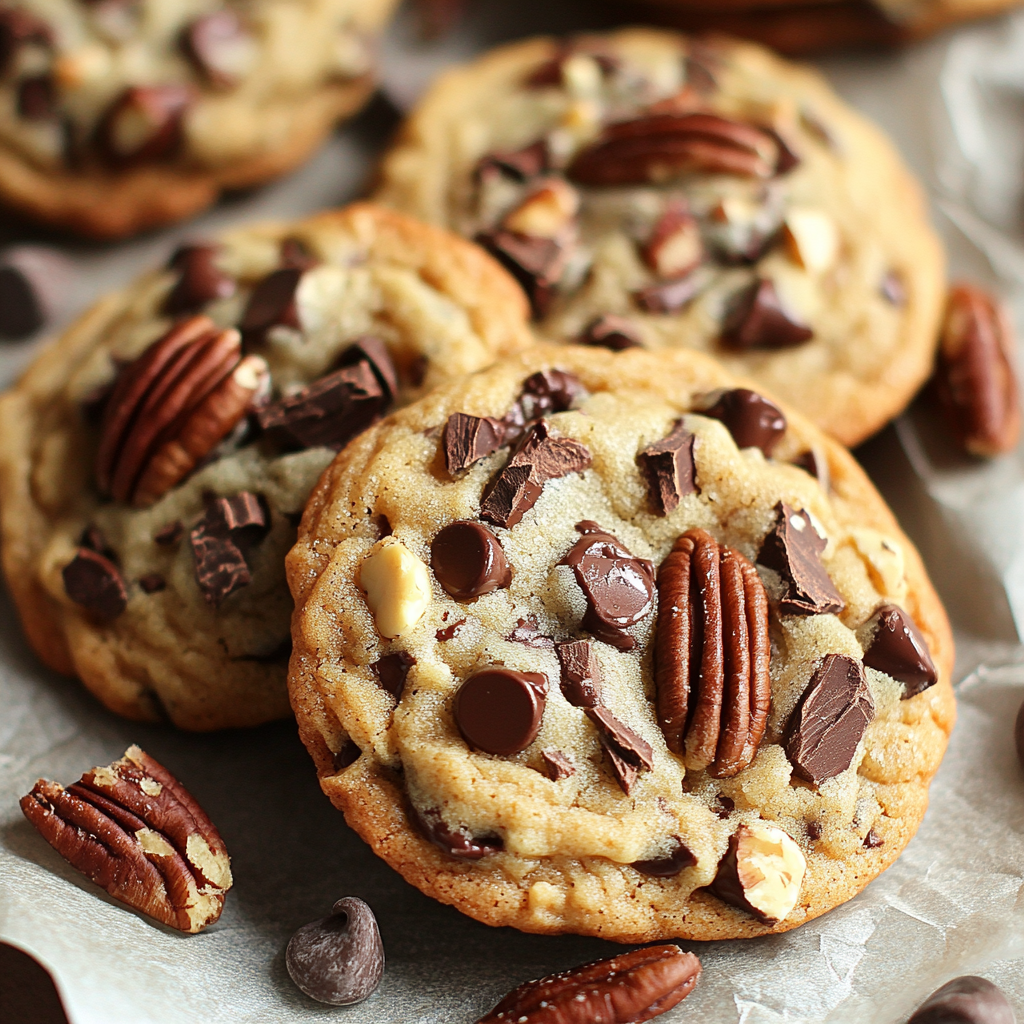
20;745;232;933
476;944;701;1024
783;208;839;274
643;203;703;279
908;976;1015;1024
710;821;805;924
934;283;1021;457
503;178;580;238
655;529;771;778
358;538;432;639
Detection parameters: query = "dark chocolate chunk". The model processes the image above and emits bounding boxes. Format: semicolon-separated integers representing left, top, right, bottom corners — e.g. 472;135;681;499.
153;520;184;545
62;548;128;621
602;738;639;794
205;491;269;546
556;640;603;708
908;976;1015;1024
587;706;655;772
332;739;360;771
435;618;466;642
162;244;235;316
758;502;845;616
881;270;906;307
580;314;643;351
138;573;166;594
721;278;813;350
99;85;192;164
285;897;384;1006
634;267;709;314
0;246;76;340
698;388;787;456
189;525;250;607
239;267;302;345
792;447;829;491
431;521;511;599
637;420;698;515
517;369;587;422
632;837;697;877
476;230;566;319
182;11;251;89
370;650;416;700
410;804;503;859
806;821;822;841
474;140;548;183
862;604;937;699
454;668;548;756
715;795;735;819
506;616;554;649
17;74;54;119
783;654;875;786
480;463;541;530
863;829;883;849
336;336;398;405
541;749;575;781
442;412;506;474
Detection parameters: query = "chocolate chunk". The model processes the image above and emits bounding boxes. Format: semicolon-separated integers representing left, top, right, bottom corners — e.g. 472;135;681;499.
501;369;587;443
279;237;318;272
784;654;875;786
541;749;575;781
715;795;735;819
206;492;269;546
602;738;640;794
506;616;554;649
162;245;235;316
556;640;603;708
337;336;398;405
698;388;787;456
580;314;643;351
371;650;416;700
154;520;184;545
632;837;697;877
189;526;250;607
257;362;386;450
634;268;709;314
758;502;845;616
138;573;166;594
588;706;655;795
286;897;384;1006
410;804;503;859
442;412;506;474
561;527;655;650
431;521;511;599
182;11;252;89
454;668;548;756
862;604;937;699
476;231;566;319
475;140;548;183
637;420;698;515
239;267;302;345
881;270;906;307
62;548;128;621
863;829;883;849
721;278;813;350
908;977;1015;1024
792;447;829;491
0;246;76;339
17;74;54;119
435;618;466;642
99;85;192;164
480;463;541;530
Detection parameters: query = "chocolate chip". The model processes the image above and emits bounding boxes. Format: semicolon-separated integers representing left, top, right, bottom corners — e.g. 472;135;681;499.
435;618;466;642
698;388;786;456
286;897;384;1006
758;502;845;616
634;268;709;314
442;413;505;474
784;654;875;786
632;837;697;877
908;977;1015;1024
475;140;548;183
506;616;555;649
99;85;192;165
62;548;128;621
431;521;511;600
17;74;54;119
863;828;883;849
862;604;937;699
561;526;655;650
541;749;575;781
476;231;566;319
410;804;503;859
153;520;184;545
138;573;166;594
715;795;735;819
162;245;235;316
239;267;302;345
556;640;603;708
336;336;398;405
371;650;416;700
580;314;643;351
721;279;813;350
182;11;252;89
454;668;548;756
587;706;654;795
792;447;829;491
0;246;76;339
638;420;698;515
881;270;906;307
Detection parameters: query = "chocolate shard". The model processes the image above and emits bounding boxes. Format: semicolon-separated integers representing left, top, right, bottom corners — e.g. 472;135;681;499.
863;829;883;849
410;804;503;860
162;244;235;316
189;526;250;607
371;650;416;700
637;420;698;515
758;503;845;616
634;267;710;315
588;705;654;795
62;548;128;621
474;140;548;184
698;388;787;456
336;336;398;405
721;278;813;350
602;738;639;794
479;463;542;530
541;749;576;781
442;412;506;474
862;604;937;699
580;314;642;351
783;654;875;786
239;267;303;345
506;616;555;649
632;837;697;877
476;230;567;319
556;640;603;708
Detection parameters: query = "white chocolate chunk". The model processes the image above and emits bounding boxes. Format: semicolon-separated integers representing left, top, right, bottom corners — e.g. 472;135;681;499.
784;209;839;274
358;539;432;639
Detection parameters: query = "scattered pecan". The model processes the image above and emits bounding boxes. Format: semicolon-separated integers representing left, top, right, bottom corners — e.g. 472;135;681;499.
20;745;232;933
476;944;701;1024
655;528;771;778
933;283;1021;457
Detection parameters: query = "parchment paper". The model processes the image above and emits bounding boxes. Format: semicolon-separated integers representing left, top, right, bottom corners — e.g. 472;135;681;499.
2;3;1023;1020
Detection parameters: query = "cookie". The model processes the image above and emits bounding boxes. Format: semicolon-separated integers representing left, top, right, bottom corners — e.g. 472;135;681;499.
374;29;946;447
0;0;398;237
0;203;533;730
287;343;955;942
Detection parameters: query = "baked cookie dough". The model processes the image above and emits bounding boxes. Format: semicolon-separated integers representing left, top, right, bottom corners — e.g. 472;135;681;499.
0;0;398;237
374;29;946;447
288;343;955;942
0;203;533;730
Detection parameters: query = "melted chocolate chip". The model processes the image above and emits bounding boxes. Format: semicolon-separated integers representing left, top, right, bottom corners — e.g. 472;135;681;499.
556;640;603;708
862;604;937;699
371;651;416;700
454;668;548;756
541;749;575;781
431;521;511;600
62;548;128;621
721;278;813;350
442;412;506;474
506;616;555;649
632;837;697;877
698;388;786;456
580;314;642;351
239;267;302;345
410;804;503;859
435;618;466;642
637;420;698;515
476;231;567;319
138;573;166;594
163;245;235;316
908;977;1015;1024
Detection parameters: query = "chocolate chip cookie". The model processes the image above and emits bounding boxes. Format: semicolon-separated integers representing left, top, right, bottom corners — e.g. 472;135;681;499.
0;0;398;237
287;343;955;942
0;203;533;730
374;28;946;447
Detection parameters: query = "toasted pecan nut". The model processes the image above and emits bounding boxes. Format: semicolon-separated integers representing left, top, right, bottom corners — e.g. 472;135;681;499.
655;528;771;778
20;745;232;933
476;944;701;1023
934;283;1021;457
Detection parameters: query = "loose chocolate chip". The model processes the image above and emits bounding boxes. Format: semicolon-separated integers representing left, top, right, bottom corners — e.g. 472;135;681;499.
285;897;384;1006
17;74;54;119
476;230;566;319
182;11;252;89
632;837;697;877
442;412;506;475
556;640;603;708
162;245;235;316
153;520;184;545
410;804;503;859
792;447;829;491
580;314;642;351
506;616;555;649
239;267;302;345
784;654;875;786
721;278;813;350
474;140;549;184
62;548;128;621
698;388;787;456
138;573;166;594
189;525;250;607
454;668;548;756
881;270;906;307
1016;699;1024;775
332;739;360;771
370;650;416;700
908;977;1015;1024
435;618;466;642
758;502;845;616
863;829;883;849
634;268;709;314
862;604;937;699
336;336;399;406
637;420;698;515
561;527;655;650
431;521;511;600
0;246;75;340
541;749;575;781
587;705;655;795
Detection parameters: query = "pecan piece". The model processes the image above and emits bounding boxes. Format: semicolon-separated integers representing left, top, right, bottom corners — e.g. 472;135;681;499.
933;283;1021;457
20;745;231;933
476;944;701;1024
655;528;771;778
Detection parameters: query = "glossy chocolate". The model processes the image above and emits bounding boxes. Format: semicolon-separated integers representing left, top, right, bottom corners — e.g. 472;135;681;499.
431;521;511;599
862;604;937;699
698;388;787;456
454;668;548;756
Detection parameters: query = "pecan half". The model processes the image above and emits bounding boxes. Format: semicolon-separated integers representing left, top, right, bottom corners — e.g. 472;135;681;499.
655;528;771;778
20;745;232;933
476;944;701;1024
933;283;1021;457
96;316;268;506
